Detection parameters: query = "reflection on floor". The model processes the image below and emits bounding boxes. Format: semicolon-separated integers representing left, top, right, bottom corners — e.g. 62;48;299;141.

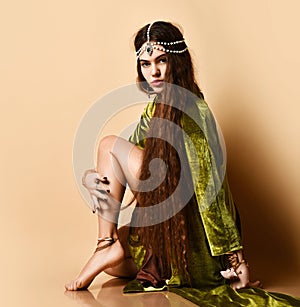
64;274;197;306
63;273;300;307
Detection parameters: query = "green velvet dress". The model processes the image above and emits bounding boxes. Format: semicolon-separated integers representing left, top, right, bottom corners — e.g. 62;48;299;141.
123;97;300;306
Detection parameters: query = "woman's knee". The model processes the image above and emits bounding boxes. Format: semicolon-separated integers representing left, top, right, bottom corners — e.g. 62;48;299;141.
97;135;119;153
96;135;142;186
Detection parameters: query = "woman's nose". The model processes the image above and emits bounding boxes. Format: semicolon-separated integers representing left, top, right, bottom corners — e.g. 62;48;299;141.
151;64;160;77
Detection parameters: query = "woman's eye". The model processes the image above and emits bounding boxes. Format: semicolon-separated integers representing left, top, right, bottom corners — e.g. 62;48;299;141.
141;62;150;68
159;57;167;63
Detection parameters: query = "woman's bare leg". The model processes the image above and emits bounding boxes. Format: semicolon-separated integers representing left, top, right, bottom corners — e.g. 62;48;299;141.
65;136;142;291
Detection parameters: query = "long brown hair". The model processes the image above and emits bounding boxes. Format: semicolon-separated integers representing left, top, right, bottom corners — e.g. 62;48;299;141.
133;21;203;283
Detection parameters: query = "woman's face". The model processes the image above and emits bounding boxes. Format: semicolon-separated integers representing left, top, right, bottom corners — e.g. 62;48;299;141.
139;45;167;93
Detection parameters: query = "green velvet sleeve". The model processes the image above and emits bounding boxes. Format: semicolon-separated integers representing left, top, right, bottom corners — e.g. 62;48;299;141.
182;99;242;256
128;100;155;149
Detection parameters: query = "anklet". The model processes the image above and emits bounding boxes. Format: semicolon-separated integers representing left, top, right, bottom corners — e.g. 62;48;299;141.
94;237;118;253
227;252;249;276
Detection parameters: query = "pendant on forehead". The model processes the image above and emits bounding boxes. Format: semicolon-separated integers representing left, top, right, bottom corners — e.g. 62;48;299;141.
146;42;153;56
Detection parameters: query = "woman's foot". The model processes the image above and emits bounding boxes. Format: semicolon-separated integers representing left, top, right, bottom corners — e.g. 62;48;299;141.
220;250;262;290
65;238;125;291
221;262;262;289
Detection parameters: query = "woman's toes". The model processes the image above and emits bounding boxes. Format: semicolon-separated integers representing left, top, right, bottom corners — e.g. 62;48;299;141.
75;280;84;290
220;268;237;279
65;282;71;291
251;280;262;288
65;280;77;291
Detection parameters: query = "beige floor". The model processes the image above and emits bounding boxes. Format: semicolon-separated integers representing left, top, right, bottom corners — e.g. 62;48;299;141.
3;263;299;307
63;275;300;307
64;274;198;307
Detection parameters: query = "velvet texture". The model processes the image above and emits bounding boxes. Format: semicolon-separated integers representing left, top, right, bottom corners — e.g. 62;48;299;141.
124;98;300;306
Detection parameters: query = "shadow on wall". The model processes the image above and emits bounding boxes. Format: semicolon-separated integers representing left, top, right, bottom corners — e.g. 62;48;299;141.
221;95;300;287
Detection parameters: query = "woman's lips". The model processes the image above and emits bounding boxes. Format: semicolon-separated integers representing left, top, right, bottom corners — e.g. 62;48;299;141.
151;80;164;87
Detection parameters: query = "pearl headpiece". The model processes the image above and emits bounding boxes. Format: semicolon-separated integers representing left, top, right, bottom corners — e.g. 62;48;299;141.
136;22;188;58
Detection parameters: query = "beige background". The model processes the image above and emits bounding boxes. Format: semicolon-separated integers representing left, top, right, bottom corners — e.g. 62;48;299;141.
1;1;299;306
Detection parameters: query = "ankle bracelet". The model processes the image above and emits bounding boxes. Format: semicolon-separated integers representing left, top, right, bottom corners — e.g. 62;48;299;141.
227;252;249;275
94;237;118;253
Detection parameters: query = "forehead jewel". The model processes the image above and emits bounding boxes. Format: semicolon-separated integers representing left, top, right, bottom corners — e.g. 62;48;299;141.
136;22;188;58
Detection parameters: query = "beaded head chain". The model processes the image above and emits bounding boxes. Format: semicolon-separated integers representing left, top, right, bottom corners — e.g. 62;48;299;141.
136;22;188;58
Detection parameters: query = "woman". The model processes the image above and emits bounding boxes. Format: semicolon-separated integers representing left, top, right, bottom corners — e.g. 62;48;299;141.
66;21;300;306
